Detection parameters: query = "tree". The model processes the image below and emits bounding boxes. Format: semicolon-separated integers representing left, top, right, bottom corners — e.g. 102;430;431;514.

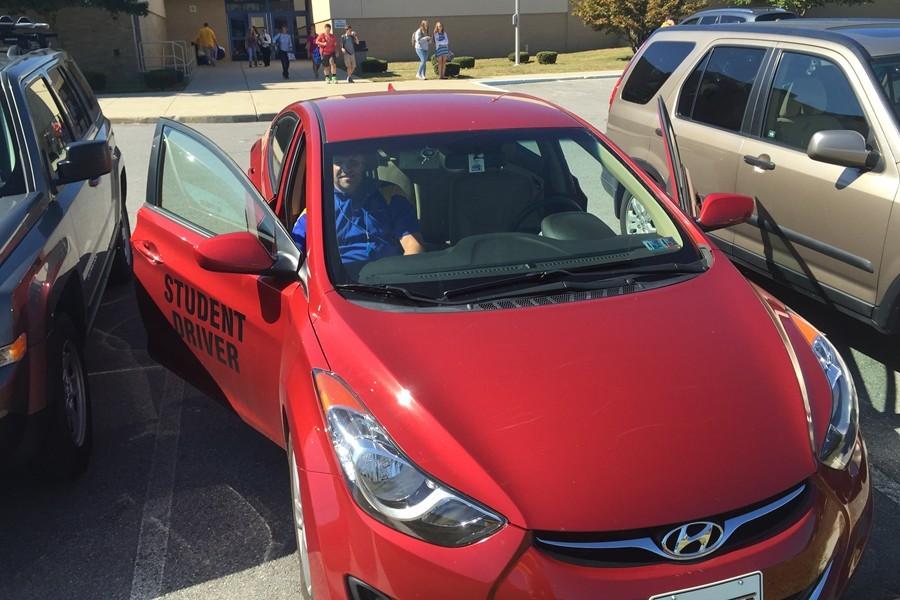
0;0;148;16
730;0;869;16
571;0;706;53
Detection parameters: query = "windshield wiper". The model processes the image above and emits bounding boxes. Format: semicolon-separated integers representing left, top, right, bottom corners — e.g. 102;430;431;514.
439;260;706;301
334;283;446;305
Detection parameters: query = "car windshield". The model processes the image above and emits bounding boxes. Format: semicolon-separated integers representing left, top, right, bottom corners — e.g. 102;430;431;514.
320;128;701;302
871;54;900;124
0;101;26;202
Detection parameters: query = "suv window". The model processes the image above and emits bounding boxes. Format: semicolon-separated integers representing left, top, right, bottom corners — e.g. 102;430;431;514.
762;52;869;151
25;77;74;173
678;46;766;132
699;16;718;24
719;15;745;23
870;54;900;124
682;18;699;25
50;67;90;137
0;99;26;198
65;60;100;119
621;41;695;105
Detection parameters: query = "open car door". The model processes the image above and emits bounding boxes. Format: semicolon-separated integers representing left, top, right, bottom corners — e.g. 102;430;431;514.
656;96;696;219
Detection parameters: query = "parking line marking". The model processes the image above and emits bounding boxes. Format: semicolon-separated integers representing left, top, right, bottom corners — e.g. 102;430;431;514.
130;373;185;600
872;466;900;507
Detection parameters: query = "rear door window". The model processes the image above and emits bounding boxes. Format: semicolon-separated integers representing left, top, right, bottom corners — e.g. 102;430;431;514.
49;66;91;138
621;41;696;105
719;15;745;23
65;60;100;120
678;46;767;132
699;16;719;24
682;18;699;25
761;51;869;151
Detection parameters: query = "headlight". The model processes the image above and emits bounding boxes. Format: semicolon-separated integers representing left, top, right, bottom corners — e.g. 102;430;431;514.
810;334;859;470
0;333;26;367
313;370;506;547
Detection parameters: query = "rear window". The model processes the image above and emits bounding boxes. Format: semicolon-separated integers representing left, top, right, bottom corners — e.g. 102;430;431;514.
621;41;695;105
756;12;796;21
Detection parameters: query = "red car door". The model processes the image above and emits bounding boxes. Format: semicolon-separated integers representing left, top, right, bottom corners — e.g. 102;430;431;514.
132;119;305;443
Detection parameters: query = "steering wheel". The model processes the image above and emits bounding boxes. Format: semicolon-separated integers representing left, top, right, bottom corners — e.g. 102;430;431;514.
510;195;584;232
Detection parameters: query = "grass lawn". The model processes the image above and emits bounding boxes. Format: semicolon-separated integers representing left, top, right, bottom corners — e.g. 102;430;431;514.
359;47;633;81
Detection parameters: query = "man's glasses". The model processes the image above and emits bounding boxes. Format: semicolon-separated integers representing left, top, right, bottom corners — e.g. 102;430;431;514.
334;157;364;170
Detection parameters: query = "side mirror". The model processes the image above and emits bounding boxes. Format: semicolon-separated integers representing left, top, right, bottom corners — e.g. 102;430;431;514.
195;231;278;274
807;130;878;170
55;139;111;185
696;193;754;232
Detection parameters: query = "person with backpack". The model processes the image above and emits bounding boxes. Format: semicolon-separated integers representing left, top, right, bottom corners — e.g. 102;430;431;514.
341;24;360;83
306;27;321;79
412;20;432;80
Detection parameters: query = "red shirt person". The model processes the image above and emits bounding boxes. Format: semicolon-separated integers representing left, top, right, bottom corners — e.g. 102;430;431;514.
316;24;338;83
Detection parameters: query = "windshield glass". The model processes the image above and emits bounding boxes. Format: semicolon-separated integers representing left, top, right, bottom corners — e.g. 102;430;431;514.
315;128;700;301
871;54;900;124
0;100;26;202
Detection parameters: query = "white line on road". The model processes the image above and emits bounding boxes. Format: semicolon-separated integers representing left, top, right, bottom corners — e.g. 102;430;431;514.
130;373;185;600
872;465;900;507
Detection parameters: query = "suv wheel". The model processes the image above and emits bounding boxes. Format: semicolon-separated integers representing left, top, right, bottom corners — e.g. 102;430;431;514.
35;314;92;479
109;211;133;284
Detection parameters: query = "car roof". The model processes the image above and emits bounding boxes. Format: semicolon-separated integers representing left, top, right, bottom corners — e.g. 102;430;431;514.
0;48;59;75
306;90;584;143
673;19;900;58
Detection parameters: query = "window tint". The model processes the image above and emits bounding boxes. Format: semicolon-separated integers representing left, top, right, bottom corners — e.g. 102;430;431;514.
159;126;273;248
719;15;745;23
682;18;699;25
25;77;73;172
681;46;766;132
699;16;718;24
622;41;695;104
756;12;796;21
50;67;91;137
762;52;869;151
268;114;298;192
65;61;100;119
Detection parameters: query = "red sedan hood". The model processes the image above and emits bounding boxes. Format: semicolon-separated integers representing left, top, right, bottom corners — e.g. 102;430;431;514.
313;262;818;532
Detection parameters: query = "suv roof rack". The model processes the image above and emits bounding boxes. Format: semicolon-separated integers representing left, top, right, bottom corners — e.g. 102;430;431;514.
0;16;58;53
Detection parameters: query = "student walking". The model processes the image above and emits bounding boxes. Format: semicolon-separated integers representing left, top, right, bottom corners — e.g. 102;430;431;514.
196;22;218;66
433;22;451;79
259;28;272;66
306;27;321;79
246;26;259;67
412;20;432;80
341;24;359;83
273;25;294;79
317;24;338;84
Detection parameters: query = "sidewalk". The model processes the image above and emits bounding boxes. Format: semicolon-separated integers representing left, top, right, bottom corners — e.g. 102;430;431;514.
97;60;622;124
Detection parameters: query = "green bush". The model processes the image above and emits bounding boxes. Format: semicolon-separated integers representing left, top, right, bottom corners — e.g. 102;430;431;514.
507;51;530;63
143;69;184;90
536;51;558;65
451;55;475;69
431;56;461;77
360;57;389;73
82;70;107;92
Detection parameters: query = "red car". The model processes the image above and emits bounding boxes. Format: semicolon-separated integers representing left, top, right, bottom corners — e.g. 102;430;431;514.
131;91;871;599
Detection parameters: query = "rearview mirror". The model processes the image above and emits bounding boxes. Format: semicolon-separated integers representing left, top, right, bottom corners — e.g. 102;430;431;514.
195;231;278;274
55;139;111;185
807;130;878;170
696;193;754;232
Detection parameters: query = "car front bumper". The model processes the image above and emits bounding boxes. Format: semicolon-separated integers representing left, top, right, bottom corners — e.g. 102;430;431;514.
297;439;872;600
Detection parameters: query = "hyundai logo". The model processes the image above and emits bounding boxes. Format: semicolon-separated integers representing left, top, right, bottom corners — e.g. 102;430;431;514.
659;521;726;559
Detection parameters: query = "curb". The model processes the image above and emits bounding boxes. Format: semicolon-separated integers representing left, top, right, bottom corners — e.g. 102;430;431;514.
478;71;623;86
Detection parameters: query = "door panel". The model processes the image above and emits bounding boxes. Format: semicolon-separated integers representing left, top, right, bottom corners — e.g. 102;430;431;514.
133;119;303;443
733;47;898;305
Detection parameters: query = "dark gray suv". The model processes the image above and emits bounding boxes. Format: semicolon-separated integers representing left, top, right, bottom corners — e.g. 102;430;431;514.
0;30;130;479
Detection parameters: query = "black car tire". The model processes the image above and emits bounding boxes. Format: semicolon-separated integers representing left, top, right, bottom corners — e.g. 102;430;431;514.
109;211;133;284
34;314;93;480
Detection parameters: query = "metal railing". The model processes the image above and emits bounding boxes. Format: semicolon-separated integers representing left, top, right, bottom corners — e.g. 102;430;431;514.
139;40;194;78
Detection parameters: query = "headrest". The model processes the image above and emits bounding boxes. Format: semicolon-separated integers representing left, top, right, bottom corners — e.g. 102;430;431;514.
782;77;828;118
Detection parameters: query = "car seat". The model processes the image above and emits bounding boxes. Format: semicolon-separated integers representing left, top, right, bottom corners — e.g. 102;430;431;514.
776;77;843;150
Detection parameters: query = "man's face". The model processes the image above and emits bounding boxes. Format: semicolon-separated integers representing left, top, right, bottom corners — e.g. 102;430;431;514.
333;154;365;193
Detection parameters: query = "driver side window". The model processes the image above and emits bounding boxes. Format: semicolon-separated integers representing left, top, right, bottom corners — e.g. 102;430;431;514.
158;126;275;251
25;77;73;173
269;114;299;193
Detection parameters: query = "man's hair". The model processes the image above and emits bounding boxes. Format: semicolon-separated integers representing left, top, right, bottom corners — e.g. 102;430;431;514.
325;24;331;30
203;22;209;27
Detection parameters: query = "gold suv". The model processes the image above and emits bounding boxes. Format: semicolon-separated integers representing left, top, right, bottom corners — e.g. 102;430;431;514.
607;19;900;332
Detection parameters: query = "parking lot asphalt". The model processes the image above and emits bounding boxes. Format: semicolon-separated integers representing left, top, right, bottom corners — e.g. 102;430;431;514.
1;83;899;599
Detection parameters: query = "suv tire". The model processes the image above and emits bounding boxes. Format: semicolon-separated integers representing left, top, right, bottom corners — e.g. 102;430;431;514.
109;212;133;284
35;314;93;479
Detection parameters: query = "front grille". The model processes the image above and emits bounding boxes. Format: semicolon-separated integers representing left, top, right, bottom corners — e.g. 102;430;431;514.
534;482;810;567
475;284;641;311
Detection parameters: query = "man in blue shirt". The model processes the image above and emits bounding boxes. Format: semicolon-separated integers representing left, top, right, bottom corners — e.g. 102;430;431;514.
292;153;425;263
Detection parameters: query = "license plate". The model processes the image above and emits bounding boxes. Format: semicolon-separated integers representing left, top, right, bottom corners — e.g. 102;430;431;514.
649;572;763;600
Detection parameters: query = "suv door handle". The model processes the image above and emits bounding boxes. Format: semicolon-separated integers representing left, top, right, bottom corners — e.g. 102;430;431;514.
134;240;164;265
743;155;776;171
